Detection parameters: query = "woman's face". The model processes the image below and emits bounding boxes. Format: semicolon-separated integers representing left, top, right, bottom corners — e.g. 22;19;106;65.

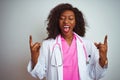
59;10;76;37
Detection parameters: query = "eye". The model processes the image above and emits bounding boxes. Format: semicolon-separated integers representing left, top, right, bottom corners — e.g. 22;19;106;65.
69;18;74;20
60;16;65;20
69;16;75;20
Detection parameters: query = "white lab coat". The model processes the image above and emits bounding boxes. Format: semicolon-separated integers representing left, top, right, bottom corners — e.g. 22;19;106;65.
27;33;107;80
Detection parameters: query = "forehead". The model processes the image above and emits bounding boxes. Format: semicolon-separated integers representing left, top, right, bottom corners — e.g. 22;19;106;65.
60;10;75;16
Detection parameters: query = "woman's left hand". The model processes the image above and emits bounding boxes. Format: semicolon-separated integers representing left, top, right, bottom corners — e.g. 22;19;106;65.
94;35;108;67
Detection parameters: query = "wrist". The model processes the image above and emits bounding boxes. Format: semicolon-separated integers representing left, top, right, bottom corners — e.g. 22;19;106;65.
99;58;108;68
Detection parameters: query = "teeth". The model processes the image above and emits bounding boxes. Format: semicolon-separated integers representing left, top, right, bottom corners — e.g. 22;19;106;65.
64;26;70;28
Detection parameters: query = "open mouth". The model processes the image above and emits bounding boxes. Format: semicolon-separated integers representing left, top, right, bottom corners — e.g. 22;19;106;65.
63;26;70;33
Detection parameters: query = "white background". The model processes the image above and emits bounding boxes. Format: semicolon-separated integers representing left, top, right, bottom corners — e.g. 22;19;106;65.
0;0;120;80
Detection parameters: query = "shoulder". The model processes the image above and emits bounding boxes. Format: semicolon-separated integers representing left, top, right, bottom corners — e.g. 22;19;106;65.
40;39;56;53
80;37;97;53
74;32;94;46
81;37;93;46
41;38;56;46
76;34;93;46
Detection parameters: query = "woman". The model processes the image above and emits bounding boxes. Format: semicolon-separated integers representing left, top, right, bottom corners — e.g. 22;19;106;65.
28;3;108;80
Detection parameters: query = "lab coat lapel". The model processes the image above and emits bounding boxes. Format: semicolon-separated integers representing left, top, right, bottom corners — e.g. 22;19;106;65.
76;34;88;80
57;35;63;80
51;35;63;80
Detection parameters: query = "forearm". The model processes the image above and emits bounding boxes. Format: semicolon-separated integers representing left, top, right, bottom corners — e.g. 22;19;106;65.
99;57;108;68
31;58;37;69
31;52;39;69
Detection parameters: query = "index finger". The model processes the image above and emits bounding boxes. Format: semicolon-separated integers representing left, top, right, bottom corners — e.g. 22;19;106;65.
104;35;108;45
29;35;33;47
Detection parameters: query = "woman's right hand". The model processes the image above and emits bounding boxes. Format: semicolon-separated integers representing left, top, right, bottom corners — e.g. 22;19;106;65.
29;35;41;69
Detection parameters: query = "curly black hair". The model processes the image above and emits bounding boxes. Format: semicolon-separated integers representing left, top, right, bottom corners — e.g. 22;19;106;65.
46;3;86;39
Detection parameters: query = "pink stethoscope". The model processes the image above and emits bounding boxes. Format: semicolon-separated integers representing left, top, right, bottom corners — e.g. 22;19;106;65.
51;33;90;68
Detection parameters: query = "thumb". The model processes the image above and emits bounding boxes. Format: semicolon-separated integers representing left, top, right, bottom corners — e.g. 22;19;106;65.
94;42;99;49
94;42;98;47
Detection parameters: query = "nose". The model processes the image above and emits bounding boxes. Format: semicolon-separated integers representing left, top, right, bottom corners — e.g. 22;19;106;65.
63;18;69;24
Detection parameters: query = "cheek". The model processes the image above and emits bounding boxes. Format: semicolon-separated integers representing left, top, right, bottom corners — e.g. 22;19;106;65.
71;20;76;27
59;21;62;30
59;21;63;27
59;21;62;26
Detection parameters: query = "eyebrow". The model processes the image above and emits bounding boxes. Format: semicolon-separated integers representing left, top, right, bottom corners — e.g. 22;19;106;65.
60;15;75;17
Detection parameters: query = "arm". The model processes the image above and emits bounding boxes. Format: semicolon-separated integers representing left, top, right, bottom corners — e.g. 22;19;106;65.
28;35;47;79
29;35;41;69
88;35;108;80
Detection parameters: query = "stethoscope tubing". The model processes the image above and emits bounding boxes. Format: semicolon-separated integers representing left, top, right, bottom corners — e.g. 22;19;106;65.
51;34;89;67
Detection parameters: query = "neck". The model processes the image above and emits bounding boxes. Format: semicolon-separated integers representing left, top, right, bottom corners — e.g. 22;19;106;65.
62;32;73;39
61;33;74;46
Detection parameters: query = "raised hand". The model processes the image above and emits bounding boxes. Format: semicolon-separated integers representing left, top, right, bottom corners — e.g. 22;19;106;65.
29;35;41;69
94;35;108;67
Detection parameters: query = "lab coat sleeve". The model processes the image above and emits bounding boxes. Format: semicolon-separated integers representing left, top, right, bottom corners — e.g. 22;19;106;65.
27;41;48;80
88;41;108;80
